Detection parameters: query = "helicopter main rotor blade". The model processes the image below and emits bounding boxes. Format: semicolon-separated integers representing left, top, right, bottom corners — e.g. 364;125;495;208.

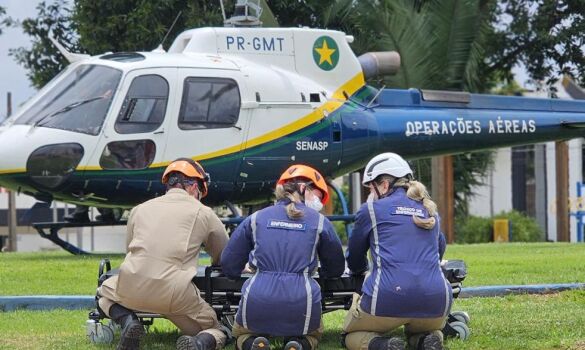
259;0;279;27
562;75;585;100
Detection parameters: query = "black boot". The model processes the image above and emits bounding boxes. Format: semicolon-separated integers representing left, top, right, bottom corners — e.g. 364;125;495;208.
284;337;312;350
241;336;270;350
64;205;90;223
176;332;216;350
418;333;443;350
368;336;405;350
109;304;145;350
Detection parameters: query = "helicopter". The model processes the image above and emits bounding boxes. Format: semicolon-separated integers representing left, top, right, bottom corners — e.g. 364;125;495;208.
1;0;585;251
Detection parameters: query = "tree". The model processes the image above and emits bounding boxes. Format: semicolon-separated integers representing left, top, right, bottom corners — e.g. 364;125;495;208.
10;0;584;215
481;0;585;91
9;0;80;89
324;0;496;216
0;6;9;35
72;1;228;54
10;0;234;88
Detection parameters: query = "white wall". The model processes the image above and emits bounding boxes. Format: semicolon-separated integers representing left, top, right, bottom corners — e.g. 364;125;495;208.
468;148;513;217
546;142;557;241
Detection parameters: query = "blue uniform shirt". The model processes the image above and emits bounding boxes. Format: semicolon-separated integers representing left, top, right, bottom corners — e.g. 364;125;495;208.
221;200;344;336
346;188;452;318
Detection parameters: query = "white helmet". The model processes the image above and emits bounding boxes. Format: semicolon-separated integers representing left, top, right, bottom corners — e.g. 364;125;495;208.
362;152;413;185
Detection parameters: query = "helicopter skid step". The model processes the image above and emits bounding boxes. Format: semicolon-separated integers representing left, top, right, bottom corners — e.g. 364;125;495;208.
32;221;128;255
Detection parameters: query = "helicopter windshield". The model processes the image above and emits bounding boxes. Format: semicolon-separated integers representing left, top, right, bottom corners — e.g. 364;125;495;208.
15;64;122;135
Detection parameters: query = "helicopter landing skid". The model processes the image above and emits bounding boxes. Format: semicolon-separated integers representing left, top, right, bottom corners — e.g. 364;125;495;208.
32;221;128;255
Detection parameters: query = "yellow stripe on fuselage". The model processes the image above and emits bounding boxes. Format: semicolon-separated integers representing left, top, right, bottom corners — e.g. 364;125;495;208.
0;168;26;175
78;72;366;171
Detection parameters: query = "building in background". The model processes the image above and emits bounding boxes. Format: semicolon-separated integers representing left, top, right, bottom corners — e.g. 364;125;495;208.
0;190;127;252
468;83;583;242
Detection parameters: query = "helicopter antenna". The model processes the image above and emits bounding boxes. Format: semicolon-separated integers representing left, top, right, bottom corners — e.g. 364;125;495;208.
366;85;386;109
155;11;182;52
48;34;90;63
219;0;227;22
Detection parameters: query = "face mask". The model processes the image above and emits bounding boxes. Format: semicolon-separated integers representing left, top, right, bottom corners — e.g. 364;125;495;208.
306;195;324;212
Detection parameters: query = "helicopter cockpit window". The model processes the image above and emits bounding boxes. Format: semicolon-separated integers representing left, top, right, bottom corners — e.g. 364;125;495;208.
14;65;121;136
99;140;156;170
115;75;169;134
179;77;240;130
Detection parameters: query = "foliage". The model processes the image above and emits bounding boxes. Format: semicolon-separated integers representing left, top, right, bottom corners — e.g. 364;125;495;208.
455;215;493;244
268;0;336;28
495;210;543;242
324;1;497;216
9;0;80;89
455;210;543;244
329;179;351;243
453;151;494;216
0;6;7;35
481;0;585;91
72;0;229;55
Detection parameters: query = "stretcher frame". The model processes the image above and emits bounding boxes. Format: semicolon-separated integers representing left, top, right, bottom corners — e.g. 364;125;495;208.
86;259;471;344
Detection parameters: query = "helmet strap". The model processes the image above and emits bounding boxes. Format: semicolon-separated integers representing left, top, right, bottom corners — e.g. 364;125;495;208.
373;184;383;200
375;177;399;199
296;182;306;202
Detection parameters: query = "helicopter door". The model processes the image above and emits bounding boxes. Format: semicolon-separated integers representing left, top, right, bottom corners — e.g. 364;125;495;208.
163;70;247;204
83;68;174;205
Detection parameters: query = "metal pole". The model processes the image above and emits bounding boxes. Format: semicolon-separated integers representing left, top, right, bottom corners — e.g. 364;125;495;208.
577;182;583;242
52;201;57;222
350;172;362;213
7;192;16;251
556;141;570;242
6;93;17;252
90;208;95;252
64;203;70;242
77;226;83;251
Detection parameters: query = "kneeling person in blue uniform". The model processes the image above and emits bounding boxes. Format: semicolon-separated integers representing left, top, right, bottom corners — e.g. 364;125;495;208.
344;153;452;350
221;164;345;350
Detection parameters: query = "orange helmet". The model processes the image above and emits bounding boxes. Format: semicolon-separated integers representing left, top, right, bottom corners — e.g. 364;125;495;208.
162;158;209;198
277;164;329;204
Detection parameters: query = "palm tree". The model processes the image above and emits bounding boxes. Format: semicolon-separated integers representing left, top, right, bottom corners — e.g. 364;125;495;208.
322;0;496;219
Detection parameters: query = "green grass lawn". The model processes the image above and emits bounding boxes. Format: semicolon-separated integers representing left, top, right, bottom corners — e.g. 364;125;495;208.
1;243;585;349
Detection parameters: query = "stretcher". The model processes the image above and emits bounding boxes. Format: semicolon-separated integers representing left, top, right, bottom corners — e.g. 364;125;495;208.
87;259;470;344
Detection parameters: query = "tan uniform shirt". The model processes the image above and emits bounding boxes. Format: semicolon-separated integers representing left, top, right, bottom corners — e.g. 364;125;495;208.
105;188;228;314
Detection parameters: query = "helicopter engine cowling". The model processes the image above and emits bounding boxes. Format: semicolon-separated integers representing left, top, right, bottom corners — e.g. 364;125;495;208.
358;51;401;79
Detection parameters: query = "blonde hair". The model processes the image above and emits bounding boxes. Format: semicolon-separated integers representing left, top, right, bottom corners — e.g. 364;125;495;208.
378;175;437;230
274;183;304;219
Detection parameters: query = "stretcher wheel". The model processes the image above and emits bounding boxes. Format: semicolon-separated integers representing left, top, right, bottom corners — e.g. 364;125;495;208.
451;311;470;324
449;321;470;340
87;321;115;344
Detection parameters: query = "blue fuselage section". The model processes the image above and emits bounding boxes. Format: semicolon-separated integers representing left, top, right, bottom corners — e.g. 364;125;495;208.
1;87;584;208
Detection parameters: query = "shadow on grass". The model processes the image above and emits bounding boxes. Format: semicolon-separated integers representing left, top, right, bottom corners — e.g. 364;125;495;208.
2;253;125;262
321;326;418;347
143;328;181;344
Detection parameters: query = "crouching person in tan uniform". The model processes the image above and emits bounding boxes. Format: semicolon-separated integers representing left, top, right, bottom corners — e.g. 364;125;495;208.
97;158;229;350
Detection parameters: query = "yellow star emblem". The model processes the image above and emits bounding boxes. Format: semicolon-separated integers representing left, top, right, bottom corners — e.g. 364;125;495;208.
314;40;336;66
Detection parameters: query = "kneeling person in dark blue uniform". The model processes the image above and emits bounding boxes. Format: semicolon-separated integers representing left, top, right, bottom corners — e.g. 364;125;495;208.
221;164;345;350
344;153;452;350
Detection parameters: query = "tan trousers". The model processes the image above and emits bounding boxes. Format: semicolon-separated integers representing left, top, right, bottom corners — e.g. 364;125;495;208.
98;278;226;349
343;294;445;350
232;320;324;350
